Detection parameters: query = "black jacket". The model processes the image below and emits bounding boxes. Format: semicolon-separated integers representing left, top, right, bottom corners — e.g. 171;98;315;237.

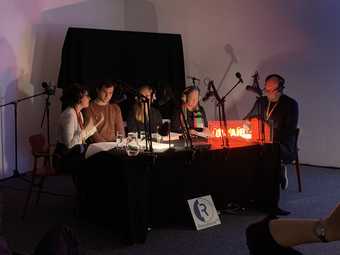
245;95;299;162
127;106;163;133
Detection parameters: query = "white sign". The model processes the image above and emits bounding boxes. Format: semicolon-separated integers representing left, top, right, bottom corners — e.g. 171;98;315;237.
187;195;221;230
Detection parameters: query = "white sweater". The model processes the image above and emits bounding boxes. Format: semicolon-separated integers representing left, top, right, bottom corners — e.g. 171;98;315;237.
57;107;96;149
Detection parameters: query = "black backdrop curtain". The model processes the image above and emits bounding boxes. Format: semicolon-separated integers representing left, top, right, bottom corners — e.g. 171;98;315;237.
57;27;186;118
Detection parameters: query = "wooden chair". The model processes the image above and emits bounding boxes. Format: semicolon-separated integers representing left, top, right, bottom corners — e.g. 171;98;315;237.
293;128;302;192
22;134;64;219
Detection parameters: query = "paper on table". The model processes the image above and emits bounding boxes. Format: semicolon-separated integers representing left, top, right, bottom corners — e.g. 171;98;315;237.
85;142;116;159
151;142;174;152
161;132;181;141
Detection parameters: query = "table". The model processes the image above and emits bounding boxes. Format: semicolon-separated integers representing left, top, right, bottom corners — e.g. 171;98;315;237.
78;143;280;243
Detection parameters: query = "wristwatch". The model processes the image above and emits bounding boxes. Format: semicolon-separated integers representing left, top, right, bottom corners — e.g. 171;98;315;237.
314;220;328;242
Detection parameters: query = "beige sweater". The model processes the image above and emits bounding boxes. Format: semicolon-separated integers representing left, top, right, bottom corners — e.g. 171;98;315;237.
84;102;125;142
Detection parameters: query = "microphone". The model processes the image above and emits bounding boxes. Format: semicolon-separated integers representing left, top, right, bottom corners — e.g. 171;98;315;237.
42;81;56;95
158;121;170;136
235;72;243;83
187;76;201;81
246;85;263;96
245;71;262;96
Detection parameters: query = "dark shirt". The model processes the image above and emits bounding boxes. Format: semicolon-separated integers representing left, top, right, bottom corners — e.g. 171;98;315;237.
171;105;208;133
127;106;163;133
245;94;299;162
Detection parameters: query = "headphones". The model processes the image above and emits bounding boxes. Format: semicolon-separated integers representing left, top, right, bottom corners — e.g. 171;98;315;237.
182;85;201;102
265;74;285;91
138;85;156;103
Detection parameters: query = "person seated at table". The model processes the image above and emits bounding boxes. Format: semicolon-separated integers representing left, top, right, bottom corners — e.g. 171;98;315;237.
245;74;299;191
54;83;103;172
246;203;340;255
171;86;210;137
127;84;162;133
83;81;125;142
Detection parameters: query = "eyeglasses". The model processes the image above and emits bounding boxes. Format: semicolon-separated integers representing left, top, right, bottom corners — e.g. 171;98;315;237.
263;87;281;94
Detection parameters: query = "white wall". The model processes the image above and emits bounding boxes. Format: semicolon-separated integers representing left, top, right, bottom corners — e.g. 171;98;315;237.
146;0;340;167
0;0;339;178
0;0;125;177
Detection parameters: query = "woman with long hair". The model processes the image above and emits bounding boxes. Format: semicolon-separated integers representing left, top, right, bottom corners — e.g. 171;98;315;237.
127;85;162;133
55;83;103;172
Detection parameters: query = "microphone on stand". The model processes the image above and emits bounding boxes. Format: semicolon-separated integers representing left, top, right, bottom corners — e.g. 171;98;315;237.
235;72;243;83
158;121;170;136
42;81;56;96
245;71;263;96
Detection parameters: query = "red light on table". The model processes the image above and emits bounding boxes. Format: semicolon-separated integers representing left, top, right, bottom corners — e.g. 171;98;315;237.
208;118;272;148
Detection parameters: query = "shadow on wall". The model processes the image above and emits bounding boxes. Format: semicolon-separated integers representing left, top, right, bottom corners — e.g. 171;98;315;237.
30;0;158;143
197;43;240;120
0;37;36;177
253;0;340;166
124;0;158;32
0;37;17;178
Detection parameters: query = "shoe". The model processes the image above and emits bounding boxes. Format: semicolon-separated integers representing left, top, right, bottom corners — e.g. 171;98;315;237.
280;165;288;190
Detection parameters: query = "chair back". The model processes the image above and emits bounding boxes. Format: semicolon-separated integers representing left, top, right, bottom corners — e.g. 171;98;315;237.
29;134;47;154
294;128;300;148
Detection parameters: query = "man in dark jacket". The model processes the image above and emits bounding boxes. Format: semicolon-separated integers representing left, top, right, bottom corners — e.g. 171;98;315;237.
246;74;299;214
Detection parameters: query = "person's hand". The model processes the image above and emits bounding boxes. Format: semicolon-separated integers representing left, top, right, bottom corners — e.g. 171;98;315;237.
189;129;198;136
322;203;340;241
189;129;210;138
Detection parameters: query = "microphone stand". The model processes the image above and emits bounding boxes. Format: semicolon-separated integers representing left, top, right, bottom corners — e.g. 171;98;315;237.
207;81;228;147
217;78;243;147
41;93;52;147
248;72;266;144
257;96;266;144
0;90;50;177
144;97;153;152
189;77;199;87
122;83;153;153
179;108;193;150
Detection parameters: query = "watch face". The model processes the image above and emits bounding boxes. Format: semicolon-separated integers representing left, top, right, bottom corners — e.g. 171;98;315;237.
315;222;327;242
316;225;325;235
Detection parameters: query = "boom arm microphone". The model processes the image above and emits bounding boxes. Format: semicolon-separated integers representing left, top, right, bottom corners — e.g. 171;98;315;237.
235;72;243;83
42;81;56;95
245;71;263;96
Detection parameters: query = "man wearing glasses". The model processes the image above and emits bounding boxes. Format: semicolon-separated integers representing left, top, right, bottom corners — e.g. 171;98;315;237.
245;74;299;215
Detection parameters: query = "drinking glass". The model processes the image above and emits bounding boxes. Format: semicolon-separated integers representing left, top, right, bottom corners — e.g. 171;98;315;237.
125;132;140;156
